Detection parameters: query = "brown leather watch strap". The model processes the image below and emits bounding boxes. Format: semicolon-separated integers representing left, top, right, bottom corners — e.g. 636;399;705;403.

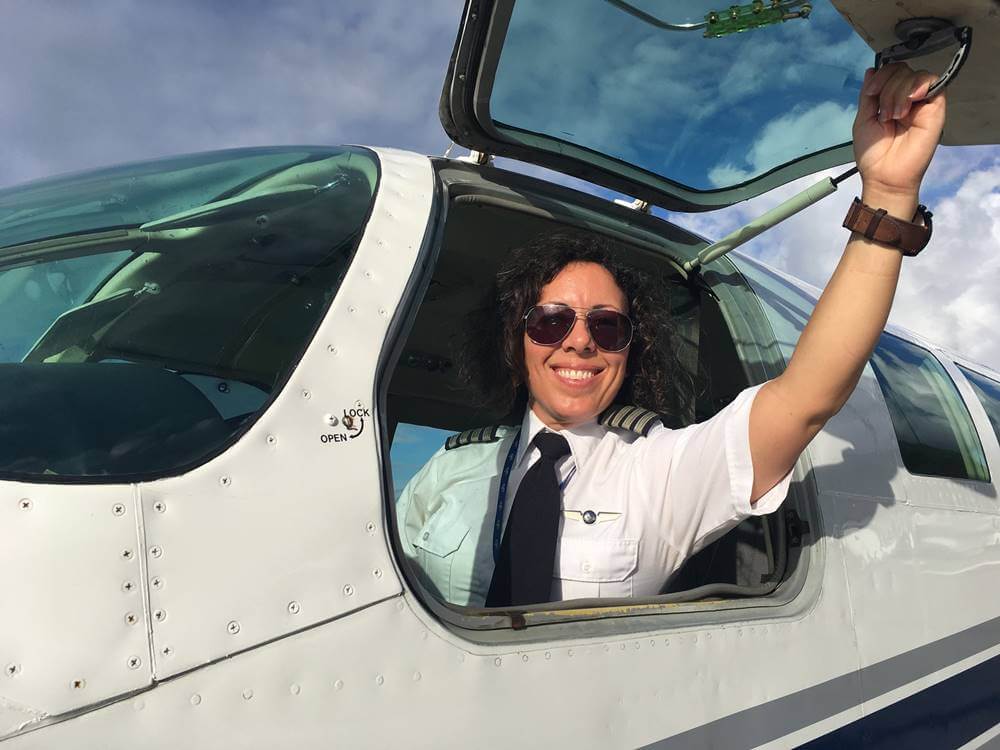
842;197;933;256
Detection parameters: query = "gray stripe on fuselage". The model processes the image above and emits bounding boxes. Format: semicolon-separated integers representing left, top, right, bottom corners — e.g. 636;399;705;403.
641;614;1000;749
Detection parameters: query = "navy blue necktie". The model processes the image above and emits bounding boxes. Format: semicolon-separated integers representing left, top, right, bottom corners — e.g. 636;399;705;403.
486;432;571;607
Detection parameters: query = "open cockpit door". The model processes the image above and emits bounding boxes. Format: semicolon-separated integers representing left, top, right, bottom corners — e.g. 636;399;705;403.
441;0;997;212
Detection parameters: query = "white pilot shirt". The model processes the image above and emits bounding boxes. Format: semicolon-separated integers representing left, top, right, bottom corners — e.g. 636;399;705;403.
397;384;793;606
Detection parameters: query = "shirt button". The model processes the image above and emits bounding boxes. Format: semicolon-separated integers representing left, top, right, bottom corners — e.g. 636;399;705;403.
582;561;592;573
422;532;430;540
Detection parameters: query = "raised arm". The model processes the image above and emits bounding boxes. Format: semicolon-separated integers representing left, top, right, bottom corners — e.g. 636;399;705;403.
749;63;945;502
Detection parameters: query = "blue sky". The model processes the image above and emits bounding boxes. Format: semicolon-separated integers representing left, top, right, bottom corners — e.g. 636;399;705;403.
2;0;998;371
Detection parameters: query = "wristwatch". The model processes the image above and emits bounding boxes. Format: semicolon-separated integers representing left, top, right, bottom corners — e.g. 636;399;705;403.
843;197;933;256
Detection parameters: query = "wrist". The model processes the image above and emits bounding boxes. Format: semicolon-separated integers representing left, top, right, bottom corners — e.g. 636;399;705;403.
860;184;920;219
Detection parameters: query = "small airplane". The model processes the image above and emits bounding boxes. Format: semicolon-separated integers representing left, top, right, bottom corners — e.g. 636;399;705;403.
1;0;998;747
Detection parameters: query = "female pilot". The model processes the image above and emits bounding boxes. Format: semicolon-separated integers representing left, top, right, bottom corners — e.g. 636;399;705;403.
398;63;944;608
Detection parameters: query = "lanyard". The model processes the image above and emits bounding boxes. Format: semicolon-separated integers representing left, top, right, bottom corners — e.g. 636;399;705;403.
493;430;577;562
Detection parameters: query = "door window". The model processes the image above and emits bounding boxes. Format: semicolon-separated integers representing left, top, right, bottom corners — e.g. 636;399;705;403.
957;365;1000;447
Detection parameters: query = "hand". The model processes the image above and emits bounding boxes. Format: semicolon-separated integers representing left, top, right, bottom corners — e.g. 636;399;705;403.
853;63;946;208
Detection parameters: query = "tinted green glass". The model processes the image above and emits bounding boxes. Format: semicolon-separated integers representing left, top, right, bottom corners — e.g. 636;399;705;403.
0;146;379;480
958;365;1000;446
870;334;990;482
489;0;871;193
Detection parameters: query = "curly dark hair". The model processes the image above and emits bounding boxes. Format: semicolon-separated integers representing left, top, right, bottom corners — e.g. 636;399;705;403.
461;231;692;423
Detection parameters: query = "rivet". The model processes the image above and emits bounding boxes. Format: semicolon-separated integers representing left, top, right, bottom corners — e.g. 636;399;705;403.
366;522;377;534
458;73;466;81
150;546;163;558
125;612;138;626
219;475;232;487
334;679;344;691
72;678;86;690
227;620;241;635
521;654;528;662
266;435;277;446
242;688;254;701
151;576;163;590
122;580;135;593
301;389;311;400
412;672;422;682
664;639;670;646
650;639;656;647
288;601;301;615
255;214;269;227
375;674;384;686
190;694;202;706
494;658;502;667
348;306;357;313
343;584;354;597
290;683;301;696
634;641;641;649
567;649;574;657
161;646;173;657
378;308;387;317
372;569;383;579
121;549;134;561
154;609;167;622
112;503;126;516
324;414;339;427
327;345;338;355
127;656;141;670
18;498;31;510
620;643;626;651
544;652;551;660
706;633;712;640
153;501;166;513
364;270;373;279
5;663;19;677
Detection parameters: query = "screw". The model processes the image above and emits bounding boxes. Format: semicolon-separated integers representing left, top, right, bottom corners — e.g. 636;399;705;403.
242;688;254;701
375;674;384;686
112;503;126;516
366;522;377;534
327;345;338;355
150;576;163;590
153;501;166;513
287;601;301;615
290;683;301;696
227;620;241;635
150;546;162;558
301;389;311;400
373;569;383;579
72;678;86;690
324;414;339;427
343;584;354;597
127;656;141;670
190;694;202;706
125;612;138;626
5;664;19;677
154;609;166;622
266;435;277;446
161;646;173;657
18;498;31;510
121;549;134;561
122;580;135;593
217;381;230;393
219;476;232;488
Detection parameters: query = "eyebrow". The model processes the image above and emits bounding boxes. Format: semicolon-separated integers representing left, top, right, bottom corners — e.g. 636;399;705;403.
541;301;621;310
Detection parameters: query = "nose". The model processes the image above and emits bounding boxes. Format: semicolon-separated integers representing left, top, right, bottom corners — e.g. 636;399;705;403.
561;313;595;352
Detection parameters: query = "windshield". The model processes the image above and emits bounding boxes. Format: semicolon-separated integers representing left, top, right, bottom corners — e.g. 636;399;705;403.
488;0;871;192
0;146;379;480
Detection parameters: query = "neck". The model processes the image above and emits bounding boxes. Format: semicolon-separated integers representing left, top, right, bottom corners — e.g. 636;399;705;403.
529;401;594;431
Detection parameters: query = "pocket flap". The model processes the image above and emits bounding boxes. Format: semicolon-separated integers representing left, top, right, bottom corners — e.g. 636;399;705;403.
557;537;638;583
412;507;470;558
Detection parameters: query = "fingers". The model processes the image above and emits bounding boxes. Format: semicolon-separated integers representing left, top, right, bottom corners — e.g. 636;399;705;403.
860;63;939;123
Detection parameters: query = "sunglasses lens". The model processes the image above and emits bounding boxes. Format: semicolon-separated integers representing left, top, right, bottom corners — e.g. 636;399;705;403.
525;305;576;345
588;309;632;351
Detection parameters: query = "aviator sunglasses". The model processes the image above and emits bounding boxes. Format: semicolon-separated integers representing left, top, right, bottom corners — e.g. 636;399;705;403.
523;304;633;352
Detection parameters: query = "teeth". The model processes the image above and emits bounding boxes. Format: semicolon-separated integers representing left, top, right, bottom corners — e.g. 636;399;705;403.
556;369;595;380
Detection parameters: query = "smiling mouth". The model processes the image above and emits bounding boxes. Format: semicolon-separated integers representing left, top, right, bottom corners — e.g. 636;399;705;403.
553;367;602;382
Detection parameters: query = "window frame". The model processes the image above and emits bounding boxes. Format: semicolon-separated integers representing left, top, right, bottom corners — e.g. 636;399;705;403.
376;159;820;643
0;146;382;485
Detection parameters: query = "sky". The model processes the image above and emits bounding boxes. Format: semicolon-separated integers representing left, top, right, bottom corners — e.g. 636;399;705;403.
2;0;998;371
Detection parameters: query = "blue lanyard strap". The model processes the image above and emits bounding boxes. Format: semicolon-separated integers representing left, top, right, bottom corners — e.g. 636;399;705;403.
493;430;576;562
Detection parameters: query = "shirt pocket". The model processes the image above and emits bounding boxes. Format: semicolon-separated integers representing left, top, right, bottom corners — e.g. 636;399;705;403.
555;537;638;600
412;503;471;603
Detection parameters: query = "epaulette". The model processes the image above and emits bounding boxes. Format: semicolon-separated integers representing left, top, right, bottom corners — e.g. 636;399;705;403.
598;404;662;437
444;425;510;450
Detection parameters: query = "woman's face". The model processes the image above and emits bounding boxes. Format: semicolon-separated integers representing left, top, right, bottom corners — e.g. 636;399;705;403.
523;261;630;429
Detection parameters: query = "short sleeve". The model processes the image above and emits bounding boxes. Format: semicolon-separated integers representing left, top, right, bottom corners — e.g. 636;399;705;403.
638;383;793;560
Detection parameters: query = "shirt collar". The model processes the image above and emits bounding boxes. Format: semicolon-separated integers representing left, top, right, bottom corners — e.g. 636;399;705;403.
516;407;605;468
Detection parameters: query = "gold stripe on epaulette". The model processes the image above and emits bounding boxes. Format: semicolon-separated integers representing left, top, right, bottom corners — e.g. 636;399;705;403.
599;404;662;436
444;425;507;450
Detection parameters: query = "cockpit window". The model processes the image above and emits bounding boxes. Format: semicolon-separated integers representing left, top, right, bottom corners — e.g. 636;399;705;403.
0;146;379;481
958;365;1000;447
